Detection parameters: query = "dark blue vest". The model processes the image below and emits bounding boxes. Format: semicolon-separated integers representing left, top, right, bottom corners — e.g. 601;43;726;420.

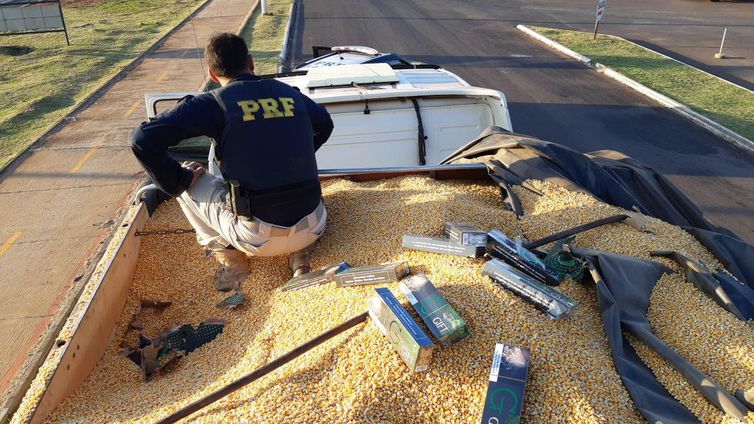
211;78;321;225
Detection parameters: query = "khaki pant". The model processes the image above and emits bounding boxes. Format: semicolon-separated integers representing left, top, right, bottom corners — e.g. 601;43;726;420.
176;173;327;257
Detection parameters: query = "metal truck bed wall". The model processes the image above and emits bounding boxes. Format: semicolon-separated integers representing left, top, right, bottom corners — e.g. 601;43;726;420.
16;165;489;423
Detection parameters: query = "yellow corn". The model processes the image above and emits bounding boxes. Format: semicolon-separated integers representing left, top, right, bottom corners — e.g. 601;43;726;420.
12;176;752;424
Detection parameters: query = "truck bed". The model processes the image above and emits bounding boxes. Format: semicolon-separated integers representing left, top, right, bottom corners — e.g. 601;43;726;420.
11;174;754;423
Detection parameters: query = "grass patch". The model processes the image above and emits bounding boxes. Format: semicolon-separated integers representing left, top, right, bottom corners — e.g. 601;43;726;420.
0;0;207;170
532;27;754;141
244;0;293;75
204;0;292;93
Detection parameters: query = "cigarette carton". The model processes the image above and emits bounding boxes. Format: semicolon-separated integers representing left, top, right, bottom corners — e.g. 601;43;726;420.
482;259;577;320
334;262;410;287
399;274;470;346
443;222;488;246
281;262;351;291
402;234;484;258
486;229;561;286
480;344;530;424
368;288;434;372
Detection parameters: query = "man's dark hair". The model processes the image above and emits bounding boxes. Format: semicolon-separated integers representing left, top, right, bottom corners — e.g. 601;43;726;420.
205;33;250;78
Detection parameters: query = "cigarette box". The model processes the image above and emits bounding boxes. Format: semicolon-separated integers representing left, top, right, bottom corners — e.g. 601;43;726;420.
480;344;530;424
486;229;561;286
443;222;488;246
399;274;470;346
334;261;410;287
482;259;577;320
281;262;351;291
402;234;484;258
368;288;434;372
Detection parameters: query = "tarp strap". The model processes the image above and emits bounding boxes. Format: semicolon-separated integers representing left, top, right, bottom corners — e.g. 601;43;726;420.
410;98;427;166
483;160;524;217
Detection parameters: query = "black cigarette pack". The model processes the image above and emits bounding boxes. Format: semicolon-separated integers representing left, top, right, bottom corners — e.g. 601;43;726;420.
443;222;488;246
486;229;561;286
482;259;577;320
368;288;435;372
480;344;530;424
399;274;470;346
281;262;351;291
334;262;410;287
402;234;484;258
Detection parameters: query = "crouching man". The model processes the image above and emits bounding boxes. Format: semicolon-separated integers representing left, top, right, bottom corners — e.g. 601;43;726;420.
131;33;333;291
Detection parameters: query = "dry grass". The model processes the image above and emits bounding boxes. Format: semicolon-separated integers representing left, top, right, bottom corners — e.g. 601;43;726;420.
0;0;207;169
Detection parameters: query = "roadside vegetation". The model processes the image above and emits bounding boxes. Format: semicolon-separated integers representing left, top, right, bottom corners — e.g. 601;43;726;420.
533;27;754;141
204;0;293;92
0;0;206;170
244;0;293;74
187;0;292;151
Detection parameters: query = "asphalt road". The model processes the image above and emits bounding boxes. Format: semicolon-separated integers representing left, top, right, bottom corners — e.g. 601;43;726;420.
506;0;754;91
291;0;754;243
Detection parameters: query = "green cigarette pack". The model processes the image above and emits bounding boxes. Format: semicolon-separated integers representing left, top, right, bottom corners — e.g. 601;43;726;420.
480;343;530;424
402;234;484;258
368;288;434;372
443;222;488;246
334;262;410;287
399;274;470;346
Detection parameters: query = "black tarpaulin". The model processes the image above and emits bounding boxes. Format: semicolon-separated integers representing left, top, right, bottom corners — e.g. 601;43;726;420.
444;127;723;232
444;127;754;312
713;272;754;322
685;227;754;292
443;128;754;422
650;251;749;321
684;228;754;320
574;249;749;423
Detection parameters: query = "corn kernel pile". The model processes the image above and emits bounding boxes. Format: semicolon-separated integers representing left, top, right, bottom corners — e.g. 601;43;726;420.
20;176;754;423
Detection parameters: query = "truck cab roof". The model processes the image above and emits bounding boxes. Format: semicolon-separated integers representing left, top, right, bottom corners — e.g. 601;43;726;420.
294;45;413;70
146;63;512;168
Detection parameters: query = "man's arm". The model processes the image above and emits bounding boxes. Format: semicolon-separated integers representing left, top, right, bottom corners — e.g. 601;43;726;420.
301;95;334;151
131;95;223;196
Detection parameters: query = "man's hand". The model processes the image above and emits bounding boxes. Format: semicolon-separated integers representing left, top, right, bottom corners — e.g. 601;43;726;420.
182;161;205;187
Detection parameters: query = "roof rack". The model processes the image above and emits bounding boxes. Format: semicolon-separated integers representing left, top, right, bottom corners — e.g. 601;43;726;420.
258;63;443;80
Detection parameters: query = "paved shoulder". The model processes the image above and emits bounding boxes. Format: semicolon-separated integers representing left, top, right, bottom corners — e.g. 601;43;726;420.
0;0;254;411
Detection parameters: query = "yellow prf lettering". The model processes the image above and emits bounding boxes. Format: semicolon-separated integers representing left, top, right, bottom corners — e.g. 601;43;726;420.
237;100;260;121
279;97;295;117
258;98;285;119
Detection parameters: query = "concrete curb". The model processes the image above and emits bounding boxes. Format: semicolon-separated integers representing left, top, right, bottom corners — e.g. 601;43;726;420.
237;0;260;35
278;0;297;72
0;0;214;180
516;24;754;154
516;25;594;66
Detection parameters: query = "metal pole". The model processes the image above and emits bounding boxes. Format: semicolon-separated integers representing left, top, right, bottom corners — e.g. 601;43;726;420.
523;214;629;250
716;27;728;58
261;0;271;15
156;311;369;424
592;20;600;40
57;1;70;46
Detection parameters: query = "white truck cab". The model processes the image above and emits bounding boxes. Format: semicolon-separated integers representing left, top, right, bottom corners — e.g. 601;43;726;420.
145;63;512;169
